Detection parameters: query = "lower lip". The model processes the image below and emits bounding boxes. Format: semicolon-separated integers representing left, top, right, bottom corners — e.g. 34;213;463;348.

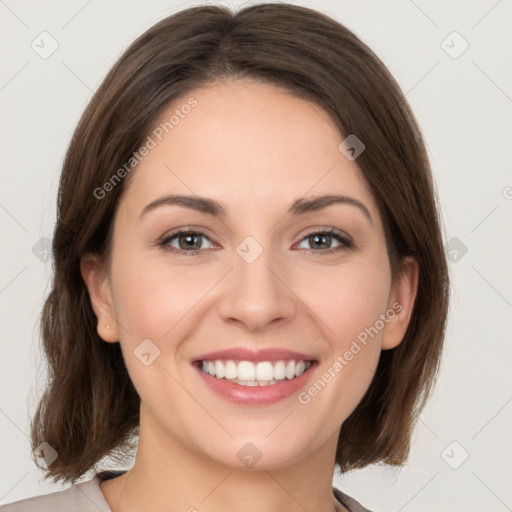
193;362;318;406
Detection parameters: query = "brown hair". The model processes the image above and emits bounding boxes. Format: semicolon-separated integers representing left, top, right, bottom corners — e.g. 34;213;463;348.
31;2;449;484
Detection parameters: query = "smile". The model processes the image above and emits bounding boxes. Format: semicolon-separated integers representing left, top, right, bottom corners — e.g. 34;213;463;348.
198;359;313;386
193;357;318;406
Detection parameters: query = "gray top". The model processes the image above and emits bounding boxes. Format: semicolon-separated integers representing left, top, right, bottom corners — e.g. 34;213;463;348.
1;470;372;512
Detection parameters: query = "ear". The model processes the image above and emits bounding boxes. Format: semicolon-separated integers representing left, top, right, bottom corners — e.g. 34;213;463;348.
381;256;419;350
80;254;119;343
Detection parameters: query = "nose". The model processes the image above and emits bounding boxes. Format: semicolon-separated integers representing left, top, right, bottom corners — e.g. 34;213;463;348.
217;245;297;333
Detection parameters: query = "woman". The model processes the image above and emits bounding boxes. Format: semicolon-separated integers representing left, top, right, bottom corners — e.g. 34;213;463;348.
1;3;449;511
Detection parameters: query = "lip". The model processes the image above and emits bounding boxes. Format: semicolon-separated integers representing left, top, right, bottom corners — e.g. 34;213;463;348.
192;357;319;406
192;347;317;363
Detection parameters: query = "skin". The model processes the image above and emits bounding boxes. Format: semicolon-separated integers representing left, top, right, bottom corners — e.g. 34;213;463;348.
81;78;418;512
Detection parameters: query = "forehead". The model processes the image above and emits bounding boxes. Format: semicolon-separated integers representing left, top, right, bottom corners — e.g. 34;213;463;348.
119;79;377;221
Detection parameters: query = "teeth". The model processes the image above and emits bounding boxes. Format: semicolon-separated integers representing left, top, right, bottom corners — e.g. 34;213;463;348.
273;360;286;380
230;378;280;386
200;359;312;384
286;360;295;379
225;360;237;379
214;360;225;379
256;361;274;381
294;360;306;377
238;361;256;380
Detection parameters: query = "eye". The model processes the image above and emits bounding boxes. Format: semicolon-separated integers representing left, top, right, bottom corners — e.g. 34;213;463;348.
295;229;352;255
158;228;352;256
158;230;215;256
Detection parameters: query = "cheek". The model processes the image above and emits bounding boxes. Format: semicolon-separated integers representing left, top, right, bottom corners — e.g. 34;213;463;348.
108;255;206;403
331;278;389;344
297;258;391;347
293;260;390;415
110;251;212;340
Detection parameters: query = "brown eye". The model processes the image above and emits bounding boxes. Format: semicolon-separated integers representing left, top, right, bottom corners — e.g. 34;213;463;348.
176;233;204;250
159;230;214;255
296;229;352;255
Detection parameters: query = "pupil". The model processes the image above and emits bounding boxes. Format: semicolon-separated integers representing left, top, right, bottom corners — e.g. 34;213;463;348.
312;234;329;249
181;234;200;249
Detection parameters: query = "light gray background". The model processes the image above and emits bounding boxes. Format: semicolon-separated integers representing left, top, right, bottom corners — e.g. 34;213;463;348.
1;1;511;510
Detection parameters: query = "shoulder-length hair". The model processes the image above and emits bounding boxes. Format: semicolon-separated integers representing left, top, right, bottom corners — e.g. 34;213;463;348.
31;2;449;484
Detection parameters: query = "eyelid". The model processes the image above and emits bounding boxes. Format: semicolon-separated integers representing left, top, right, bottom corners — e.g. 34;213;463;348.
297;226;353;243
158;225;216;242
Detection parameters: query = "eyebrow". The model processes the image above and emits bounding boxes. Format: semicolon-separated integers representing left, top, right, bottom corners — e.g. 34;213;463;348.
139;193;372;224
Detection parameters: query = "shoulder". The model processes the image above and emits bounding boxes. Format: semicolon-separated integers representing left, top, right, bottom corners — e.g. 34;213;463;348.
333;486;373;512
0;475;111;512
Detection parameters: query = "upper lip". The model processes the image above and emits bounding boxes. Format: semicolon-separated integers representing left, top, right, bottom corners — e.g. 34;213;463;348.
192;347;318;363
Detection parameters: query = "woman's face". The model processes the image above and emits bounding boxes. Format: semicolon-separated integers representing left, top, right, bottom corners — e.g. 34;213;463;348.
83;79;416;470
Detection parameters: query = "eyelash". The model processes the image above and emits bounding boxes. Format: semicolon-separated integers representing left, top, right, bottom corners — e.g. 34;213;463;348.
157;228;353;257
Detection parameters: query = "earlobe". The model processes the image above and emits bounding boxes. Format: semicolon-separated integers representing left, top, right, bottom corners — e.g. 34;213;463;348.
80;254;119;343
381;256;419;350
